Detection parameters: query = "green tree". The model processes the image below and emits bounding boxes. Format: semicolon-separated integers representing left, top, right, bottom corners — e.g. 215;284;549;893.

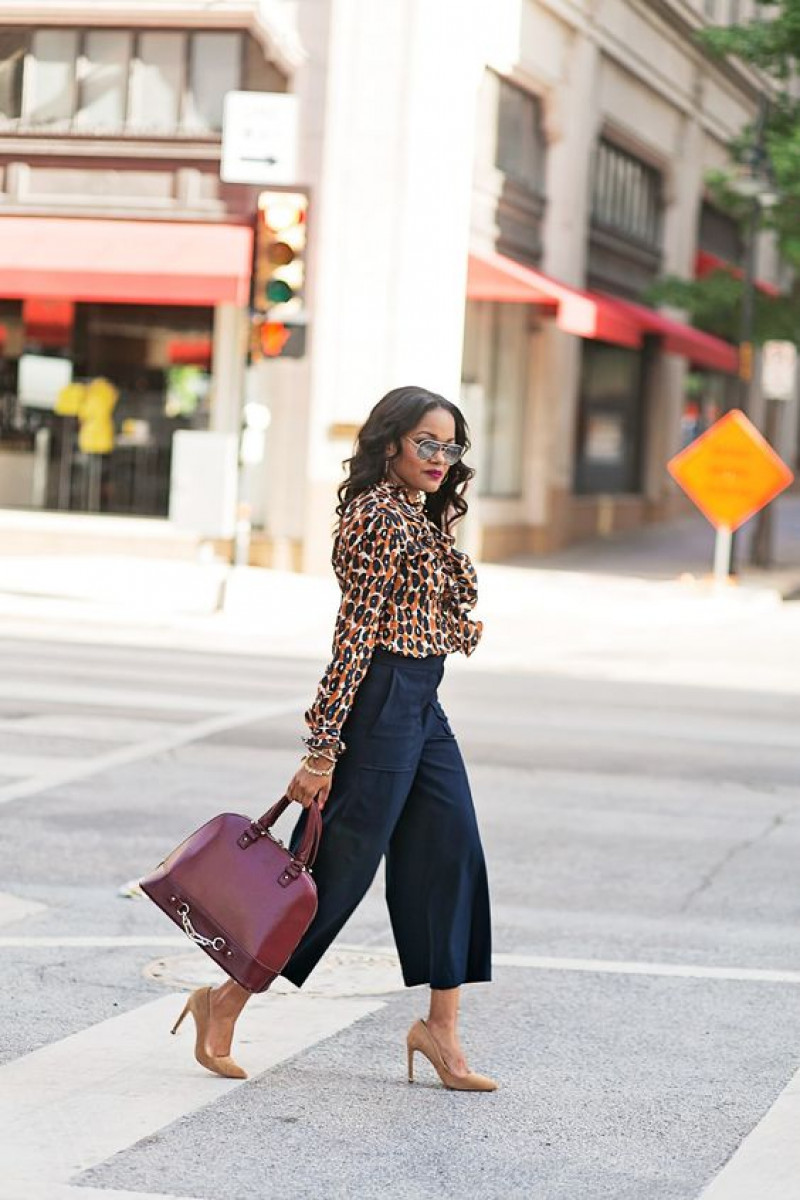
648;1;800;344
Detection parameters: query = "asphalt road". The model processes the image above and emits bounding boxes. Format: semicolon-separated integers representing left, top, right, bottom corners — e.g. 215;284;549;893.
1;618;799;1200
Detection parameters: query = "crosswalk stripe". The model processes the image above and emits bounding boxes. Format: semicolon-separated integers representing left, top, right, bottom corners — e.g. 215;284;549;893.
0;992;383;1191
0;694;308;808
698;1063;800;1199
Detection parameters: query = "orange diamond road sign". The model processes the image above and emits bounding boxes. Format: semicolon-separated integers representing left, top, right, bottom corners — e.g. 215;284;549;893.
668;409;794;532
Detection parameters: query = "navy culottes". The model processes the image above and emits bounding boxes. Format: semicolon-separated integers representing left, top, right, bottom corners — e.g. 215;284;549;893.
281;647;492;990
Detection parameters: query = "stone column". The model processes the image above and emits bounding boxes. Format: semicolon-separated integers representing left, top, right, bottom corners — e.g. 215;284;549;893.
537;32;600;542
297;0;483;573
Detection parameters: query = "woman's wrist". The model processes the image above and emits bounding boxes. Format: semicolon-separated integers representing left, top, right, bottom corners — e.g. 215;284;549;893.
301;752;335;777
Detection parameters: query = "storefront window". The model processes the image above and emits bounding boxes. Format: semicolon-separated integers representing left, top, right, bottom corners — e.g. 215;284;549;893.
574;342;645;494
0;302;214;517
680;370;731;447
480;304;527;497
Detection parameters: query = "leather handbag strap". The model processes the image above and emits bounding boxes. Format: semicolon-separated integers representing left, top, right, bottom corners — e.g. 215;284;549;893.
255;795;322;870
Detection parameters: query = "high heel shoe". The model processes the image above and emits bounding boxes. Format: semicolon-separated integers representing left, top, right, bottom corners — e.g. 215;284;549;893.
406;1018;498;1092
171;986;248;1080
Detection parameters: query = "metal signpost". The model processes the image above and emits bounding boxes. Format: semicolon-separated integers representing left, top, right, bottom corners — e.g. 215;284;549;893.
750;341;798;567
667;409;794;584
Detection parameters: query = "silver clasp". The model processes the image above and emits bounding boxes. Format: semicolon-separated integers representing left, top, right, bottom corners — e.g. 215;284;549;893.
176;901;225;953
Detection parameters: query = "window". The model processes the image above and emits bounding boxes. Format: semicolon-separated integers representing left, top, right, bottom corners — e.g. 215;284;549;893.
77;31;131;128
495;77;546;194
27;29;77;124
698;201;743;265
480;304;528;497
3;27;243;134
591;139;662;249
0;30;25;121
184;33;241;132
133;33;184;131
574;343;644;495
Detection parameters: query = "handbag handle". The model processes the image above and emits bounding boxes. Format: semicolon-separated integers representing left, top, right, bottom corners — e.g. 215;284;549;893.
254;795;322;870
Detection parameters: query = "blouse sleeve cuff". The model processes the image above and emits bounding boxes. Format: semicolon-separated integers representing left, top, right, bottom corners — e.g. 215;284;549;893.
302;734;347;758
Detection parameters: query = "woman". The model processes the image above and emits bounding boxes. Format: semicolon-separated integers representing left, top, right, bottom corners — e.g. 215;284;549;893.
175;386;496;1092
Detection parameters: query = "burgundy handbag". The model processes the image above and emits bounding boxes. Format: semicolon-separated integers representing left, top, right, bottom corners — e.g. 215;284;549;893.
140;795;321;992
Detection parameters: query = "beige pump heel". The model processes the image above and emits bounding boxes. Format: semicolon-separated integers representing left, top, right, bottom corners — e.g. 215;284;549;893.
406;1019;497;1092
170;986;248;1080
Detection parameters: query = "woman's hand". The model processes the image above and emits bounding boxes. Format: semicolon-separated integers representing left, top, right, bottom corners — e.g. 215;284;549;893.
286;754;335;811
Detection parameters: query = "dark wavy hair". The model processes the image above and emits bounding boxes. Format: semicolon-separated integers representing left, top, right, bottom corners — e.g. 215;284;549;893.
335;386;475;542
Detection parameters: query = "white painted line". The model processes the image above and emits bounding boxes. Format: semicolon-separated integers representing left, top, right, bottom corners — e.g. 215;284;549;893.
0;1183;203;1200
0;991;383;1189
0;715;176;742
338;944;800;987
0;694;308;808
4;936;800;988
0;936;186;948
490;952;800;986
0;890;46;928
0;754;95;778
697;1064;800;1199
0;680;226;713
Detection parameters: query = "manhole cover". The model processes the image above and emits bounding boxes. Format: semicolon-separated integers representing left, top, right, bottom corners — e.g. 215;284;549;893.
144;945;404;997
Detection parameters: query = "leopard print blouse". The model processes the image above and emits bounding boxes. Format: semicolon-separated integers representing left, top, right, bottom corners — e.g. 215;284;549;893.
303;480;483;759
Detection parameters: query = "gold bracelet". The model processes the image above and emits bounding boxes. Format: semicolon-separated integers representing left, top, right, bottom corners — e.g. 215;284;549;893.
301;754;335;778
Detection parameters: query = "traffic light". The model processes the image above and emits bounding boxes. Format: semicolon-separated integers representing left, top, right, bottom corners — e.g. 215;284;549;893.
252;190;308;320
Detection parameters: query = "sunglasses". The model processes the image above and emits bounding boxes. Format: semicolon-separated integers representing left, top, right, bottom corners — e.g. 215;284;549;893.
404;436;465;467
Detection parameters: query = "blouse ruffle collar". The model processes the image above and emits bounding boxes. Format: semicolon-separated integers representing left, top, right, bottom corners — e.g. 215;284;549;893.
374;480;456;545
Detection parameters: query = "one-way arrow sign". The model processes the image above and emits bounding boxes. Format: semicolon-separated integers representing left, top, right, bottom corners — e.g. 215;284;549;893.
221;91;298;186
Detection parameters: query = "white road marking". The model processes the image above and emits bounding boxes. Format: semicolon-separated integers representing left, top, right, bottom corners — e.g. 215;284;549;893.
0;715;181;742
0;694;308;808
0;991;383;1192
697;1064;800;1199
0;754;98;778
0;890;46;927
0;1185;203;1200
338;944;800;987
3;935;800;987
0;680;226;713
0;936;186;948
489;951;800;986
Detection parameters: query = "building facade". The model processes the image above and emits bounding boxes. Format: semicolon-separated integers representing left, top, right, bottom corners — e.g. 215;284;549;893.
0;0;795;570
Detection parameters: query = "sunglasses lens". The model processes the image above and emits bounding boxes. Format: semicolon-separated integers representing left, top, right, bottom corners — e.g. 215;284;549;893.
413;439;463;465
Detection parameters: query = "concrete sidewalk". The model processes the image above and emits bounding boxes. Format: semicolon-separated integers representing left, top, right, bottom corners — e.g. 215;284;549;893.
516;493;800;598
1;497;798;626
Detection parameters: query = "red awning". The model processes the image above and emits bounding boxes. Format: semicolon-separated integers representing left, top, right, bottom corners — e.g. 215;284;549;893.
0;218;253;306
467;249;738;371
467;251;642;348
600;294;739;375
695;250;780;298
